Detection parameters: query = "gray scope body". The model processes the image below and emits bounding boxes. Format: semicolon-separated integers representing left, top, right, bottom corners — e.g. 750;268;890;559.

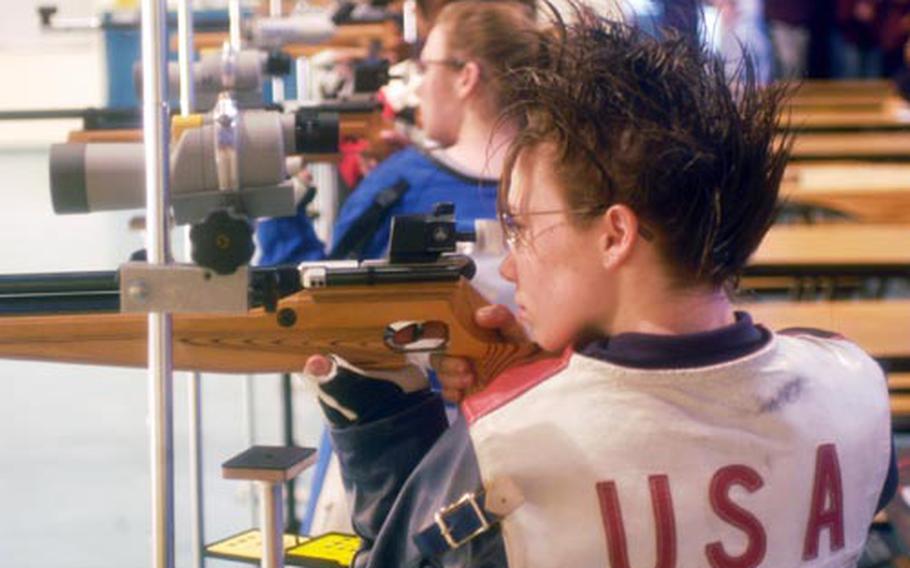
49;108;338;224
250;14;337;49
133;50;292;111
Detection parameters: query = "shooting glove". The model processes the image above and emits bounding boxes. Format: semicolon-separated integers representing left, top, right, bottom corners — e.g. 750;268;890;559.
306;355;432;428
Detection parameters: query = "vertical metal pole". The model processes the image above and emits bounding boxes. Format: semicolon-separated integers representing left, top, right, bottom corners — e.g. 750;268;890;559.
177;4;207;567
243;376;258;525
224;0;260;530
188;370;206;568
140;0;174;567
259;482;285;568
402;0;418;45
311;165;338;244
295;57;311;102
270;0;285;102
178;0;196;117
295;56;338;242
281;374;299;533
229;0;243;49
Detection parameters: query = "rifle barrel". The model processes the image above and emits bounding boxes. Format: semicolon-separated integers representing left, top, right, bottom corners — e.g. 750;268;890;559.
0;266;305;316
0;260;471;316
0;271;118;295
0;294;119;315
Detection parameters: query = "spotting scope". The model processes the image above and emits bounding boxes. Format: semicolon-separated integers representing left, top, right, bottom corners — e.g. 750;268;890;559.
49;106;338;224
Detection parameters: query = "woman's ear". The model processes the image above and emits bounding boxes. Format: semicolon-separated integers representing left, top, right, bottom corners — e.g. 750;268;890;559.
455;61;482;100
599;204;640;271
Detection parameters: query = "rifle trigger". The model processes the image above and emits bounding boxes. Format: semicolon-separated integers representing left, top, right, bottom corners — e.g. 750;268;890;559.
384;320;449;352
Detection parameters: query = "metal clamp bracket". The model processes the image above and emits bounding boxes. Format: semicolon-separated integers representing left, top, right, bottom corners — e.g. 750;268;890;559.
120;262;249;313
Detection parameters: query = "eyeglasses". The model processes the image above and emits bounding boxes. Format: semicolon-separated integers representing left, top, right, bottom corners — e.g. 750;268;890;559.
499;208;599;251
414;57;466;75
499;207;654;251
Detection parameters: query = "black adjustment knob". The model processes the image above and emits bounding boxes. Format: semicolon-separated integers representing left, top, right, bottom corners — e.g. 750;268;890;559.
266;51;292;76
353;59;390;94
190;209;255;275
331;2;356;25
38;5;58;27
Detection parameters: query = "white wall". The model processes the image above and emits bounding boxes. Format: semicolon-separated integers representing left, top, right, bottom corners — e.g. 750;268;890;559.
0;1;103;50
0;21;125;266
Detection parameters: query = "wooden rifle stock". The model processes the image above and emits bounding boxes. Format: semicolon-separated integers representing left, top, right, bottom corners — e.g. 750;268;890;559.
0;278;538;385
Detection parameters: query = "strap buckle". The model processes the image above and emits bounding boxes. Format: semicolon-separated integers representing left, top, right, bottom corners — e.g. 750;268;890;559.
433;492;491;549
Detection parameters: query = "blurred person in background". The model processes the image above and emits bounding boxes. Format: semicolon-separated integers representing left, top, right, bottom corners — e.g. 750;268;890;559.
765;0;815;79
256;0;537;268
327;0;538;267
833;0;883;77
658;0;700;38
712;0;774;84
879;0;910;76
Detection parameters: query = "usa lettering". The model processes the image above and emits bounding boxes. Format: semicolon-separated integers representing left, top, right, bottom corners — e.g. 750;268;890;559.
596;444;844;568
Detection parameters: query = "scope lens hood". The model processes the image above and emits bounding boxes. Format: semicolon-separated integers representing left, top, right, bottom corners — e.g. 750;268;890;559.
49;143;89;214
266;51;292;76
294;109;340;154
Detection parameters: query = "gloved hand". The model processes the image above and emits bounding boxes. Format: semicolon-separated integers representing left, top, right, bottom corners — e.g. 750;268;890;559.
304;354;433;427
430;304;526;402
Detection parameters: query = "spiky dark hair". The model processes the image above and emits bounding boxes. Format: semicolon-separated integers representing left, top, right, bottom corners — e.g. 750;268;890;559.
498;3;793;287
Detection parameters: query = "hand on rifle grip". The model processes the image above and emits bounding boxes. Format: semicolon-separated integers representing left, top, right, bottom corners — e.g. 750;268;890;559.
304;354;431;427
431;304;526;403
304;354;334;378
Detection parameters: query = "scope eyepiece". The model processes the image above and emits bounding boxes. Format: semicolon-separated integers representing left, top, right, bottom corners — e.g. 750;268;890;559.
49;143;89;214
266;51;292;76
294;109;340;154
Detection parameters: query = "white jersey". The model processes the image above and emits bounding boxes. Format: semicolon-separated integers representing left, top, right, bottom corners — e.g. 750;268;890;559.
463;330;891;568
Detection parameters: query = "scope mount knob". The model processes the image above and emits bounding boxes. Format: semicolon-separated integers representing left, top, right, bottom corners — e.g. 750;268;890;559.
190;208;255;275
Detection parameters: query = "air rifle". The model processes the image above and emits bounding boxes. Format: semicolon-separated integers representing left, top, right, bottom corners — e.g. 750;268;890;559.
0;204;537;384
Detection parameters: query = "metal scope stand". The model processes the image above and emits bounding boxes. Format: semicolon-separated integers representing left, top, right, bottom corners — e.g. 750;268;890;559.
223;446;318;568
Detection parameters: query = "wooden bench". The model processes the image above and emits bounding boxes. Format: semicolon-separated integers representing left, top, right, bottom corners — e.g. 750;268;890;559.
889;373;910;391
786;131;910;161
785;94;892;112
775;79;909;130
781;162;910;223
783;100;910;132
783;79;895;96
782;79;895;109
745;300;910;360
747;225;910;278
773;84;910;156
741;225;910;297
785;80;891;101
889;374;910;419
